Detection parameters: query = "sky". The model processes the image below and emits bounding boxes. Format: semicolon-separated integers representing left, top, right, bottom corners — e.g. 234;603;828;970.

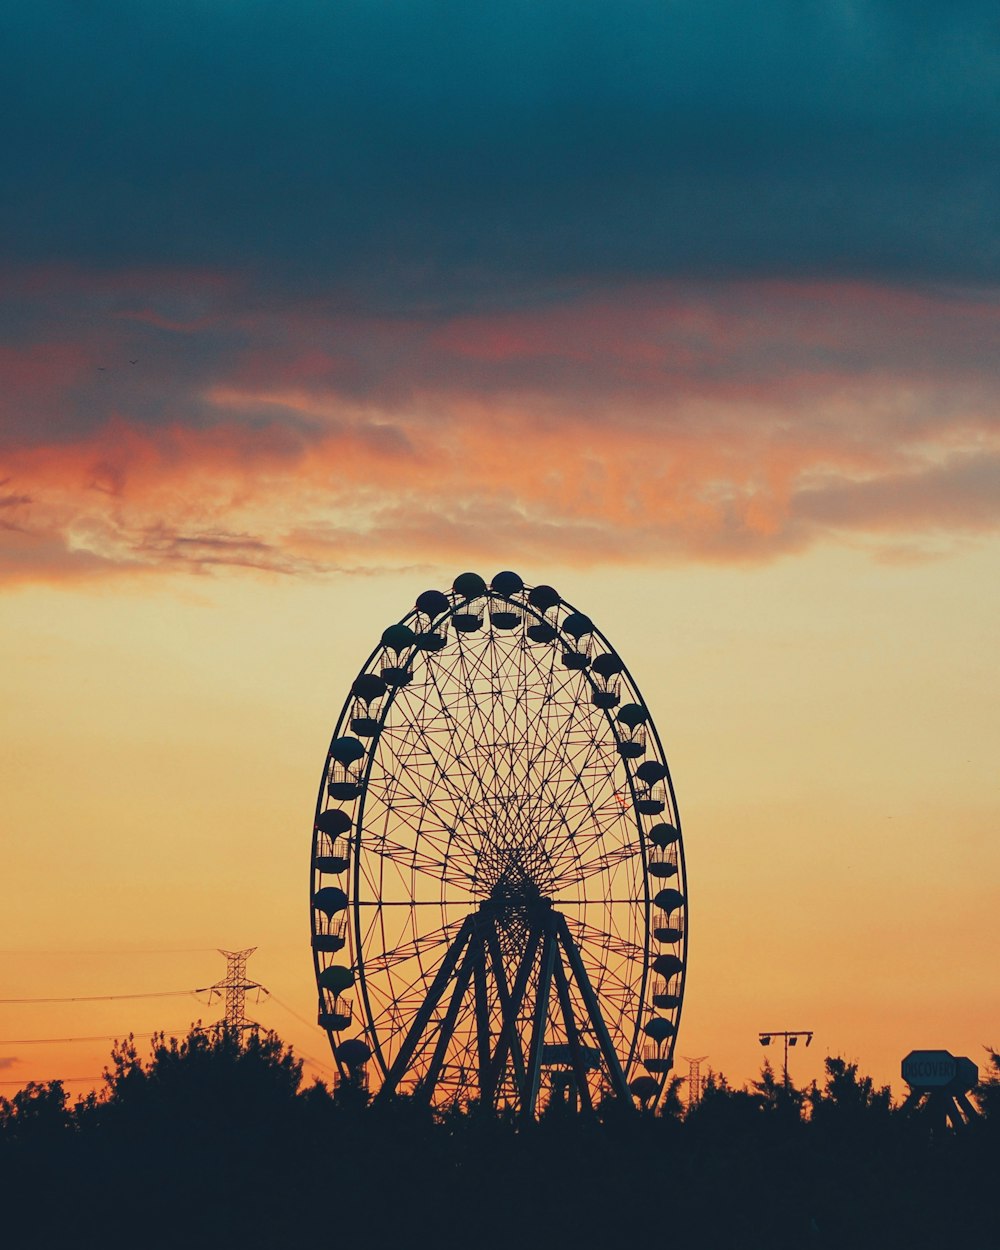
1;1;998;1100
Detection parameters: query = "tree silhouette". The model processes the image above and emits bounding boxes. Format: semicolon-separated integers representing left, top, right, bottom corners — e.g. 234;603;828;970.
1;1033;997;1249
975;1048;1000;1120
808;1056;892;1136
0;1080;71;1143
751;1055;804;1119
99;1024;306;1141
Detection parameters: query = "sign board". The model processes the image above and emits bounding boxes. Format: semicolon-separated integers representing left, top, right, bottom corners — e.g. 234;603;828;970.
902;1051;957;1088
901;1050;978;1092
541;1042;601;1069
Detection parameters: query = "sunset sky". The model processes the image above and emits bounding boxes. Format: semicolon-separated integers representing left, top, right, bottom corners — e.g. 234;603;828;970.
2;2;998;1099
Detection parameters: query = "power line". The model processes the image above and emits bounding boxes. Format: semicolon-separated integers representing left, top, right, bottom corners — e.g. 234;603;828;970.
0;955;321;1062
0;948;219;956
266;993;324;1036
0;1076;100;1085
0;989;204;1005
0;1029;192;1045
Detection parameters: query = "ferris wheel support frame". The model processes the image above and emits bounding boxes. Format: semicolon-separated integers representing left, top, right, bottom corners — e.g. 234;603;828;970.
373;900;632;1116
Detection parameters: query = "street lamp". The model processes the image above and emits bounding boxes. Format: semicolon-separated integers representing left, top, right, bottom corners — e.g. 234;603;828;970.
758;1030;813;1088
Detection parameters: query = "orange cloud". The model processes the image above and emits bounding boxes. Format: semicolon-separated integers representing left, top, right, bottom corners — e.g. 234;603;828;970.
1;270;997;585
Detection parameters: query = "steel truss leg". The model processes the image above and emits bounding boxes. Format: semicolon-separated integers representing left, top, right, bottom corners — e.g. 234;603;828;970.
555;914;632;1106
955;1091;980;1123
482;917;541;1108
521;926;556;1121
376;908;633;1114
473;937;492;1103
551;949;594;1115
376;914;475;1101
945;1097;965;1131
416;934;481;1103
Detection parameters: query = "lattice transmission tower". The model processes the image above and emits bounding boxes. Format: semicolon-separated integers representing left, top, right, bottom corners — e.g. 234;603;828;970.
683;1055;708;1108
210;947;266;1034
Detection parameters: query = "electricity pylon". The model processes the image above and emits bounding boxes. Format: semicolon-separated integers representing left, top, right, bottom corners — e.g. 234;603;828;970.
210;948;266;1034
682;1055;708;1108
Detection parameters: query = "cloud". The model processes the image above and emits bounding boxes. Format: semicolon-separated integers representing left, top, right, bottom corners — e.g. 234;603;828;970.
0;3;997;296
0;267;997;585
795;452;1000;532
0;1057;19;1071
3;5;996;584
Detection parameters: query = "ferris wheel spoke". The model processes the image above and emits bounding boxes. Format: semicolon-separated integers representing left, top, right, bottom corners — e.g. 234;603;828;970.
562;914;646;1033
532;727;622;855
440;637;497;805
523;707;615;875
413;652;513;869
529;682;592;800
368;738;479;871
472;631;548;817
363;829;453;881
543;735;622;827
361;751;483;876
541;795;625;874
364;946;457;1039
565;909;646;963
516;675;577;837
459;632;508;810
532;808;622;895
354;899;471;906
381;681;487;855
435;636;562;891
554;842;642;890
364;800;480;890
553;896;643;906
360;917;468;975
494;634;535;802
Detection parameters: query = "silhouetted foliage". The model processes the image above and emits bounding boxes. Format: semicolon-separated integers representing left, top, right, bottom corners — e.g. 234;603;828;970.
0;1079;71;1143
1;1031;996;1250
100;1024;303;1127
659;1072;686;1118
808;1056;893;1138
975;1047;1000;1120
752;1055;806;1120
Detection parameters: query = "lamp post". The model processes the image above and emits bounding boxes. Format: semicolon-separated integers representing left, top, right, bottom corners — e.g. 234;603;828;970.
758;1030;813;1089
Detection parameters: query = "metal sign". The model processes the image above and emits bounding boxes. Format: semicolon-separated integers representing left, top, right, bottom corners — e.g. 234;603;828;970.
901;1050;978;1092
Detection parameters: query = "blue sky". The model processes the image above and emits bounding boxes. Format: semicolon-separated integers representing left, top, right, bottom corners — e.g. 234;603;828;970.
3;2;996;300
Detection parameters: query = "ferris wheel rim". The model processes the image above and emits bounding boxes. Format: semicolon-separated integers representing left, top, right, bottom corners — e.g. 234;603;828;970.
311;572;687;1111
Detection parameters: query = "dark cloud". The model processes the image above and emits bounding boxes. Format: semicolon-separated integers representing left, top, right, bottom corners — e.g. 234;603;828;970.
1;2;997;303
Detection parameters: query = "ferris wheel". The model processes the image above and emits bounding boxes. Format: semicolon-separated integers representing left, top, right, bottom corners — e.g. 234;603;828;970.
310;571;687;1115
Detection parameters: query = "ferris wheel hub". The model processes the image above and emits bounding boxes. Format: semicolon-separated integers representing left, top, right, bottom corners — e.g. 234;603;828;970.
472;835;556;903
481;886;553;917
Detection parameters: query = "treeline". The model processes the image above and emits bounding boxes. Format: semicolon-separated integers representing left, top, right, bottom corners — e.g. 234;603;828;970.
2;1029;998;1249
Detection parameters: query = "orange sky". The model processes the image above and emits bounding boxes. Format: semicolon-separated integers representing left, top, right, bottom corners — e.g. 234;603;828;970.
2;543;997;1100
3;2;999;1111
